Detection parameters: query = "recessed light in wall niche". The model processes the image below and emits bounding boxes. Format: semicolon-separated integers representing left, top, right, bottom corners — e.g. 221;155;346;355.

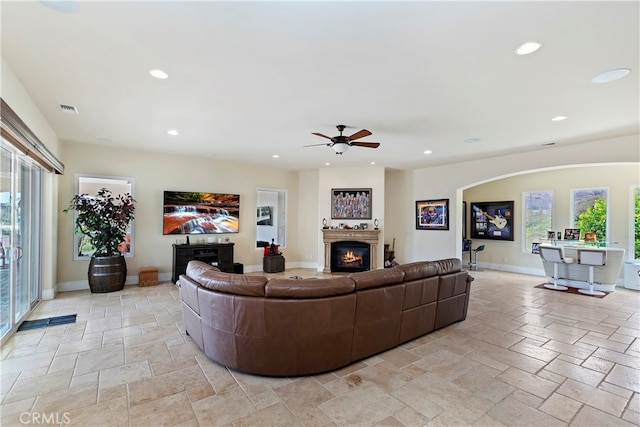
515;41;543;55
551;115;568;121
149;69;169;79
592;68;631;84
167;129;179;136
464;137;482;144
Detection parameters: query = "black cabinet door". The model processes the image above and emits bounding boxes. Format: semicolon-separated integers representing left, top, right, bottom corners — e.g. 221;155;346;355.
172;243;235;283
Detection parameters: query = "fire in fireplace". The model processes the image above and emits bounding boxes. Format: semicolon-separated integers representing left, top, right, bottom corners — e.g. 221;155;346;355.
331;241;370;273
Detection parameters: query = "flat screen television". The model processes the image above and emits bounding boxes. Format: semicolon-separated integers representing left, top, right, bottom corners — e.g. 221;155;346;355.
163;191;240;235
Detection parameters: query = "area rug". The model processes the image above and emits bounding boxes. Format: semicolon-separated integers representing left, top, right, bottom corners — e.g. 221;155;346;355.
17;314;77;331
535;284;609;298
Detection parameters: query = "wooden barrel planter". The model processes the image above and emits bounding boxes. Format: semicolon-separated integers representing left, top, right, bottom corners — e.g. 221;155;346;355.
88;255;127;293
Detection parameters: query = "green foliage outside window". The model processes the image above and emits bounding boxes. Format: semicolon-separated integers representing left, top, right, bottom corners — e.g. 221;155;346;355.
575;197;607;241
634;188;640;259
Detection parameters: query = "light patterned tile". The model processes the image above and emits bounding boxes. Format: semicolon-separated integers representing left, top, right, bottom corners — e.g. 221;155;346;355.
604;364;640;393
496;367;558;399
557;378;628;417
539;392;582;422
545;358;605;387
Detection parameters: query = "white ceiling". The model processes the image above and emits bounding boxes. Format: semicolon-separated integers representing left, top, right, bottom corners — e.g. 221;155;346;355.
2;1;638;171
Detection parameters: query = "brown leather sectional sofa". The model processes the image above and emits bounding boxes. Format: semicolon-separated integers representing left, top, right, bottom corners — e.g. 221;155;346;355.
178;258;473;376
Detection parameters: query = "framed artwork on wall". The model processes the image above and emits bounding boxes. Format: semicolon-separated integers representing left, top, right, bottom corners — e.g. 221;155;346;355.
416;199;449;230
470;201;514;241
331;188;372;219
163;191;240;235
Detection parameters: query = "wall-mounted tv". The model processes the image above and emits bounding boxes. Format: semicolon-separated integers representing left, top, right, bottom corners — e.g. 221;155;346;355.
163;191;240;235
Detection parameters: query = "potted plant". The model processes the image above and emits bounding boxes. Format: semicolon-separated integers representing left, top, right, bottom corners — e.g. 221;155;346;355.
64;187;135;293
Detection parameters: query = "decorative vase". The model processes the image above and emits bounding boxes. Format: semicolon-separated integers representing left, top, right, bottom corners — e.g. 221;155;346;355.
88;255;127;293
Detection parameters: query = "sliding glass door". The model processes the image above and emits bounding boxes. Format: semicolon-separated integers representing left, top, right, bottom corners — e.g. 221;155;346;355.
0;139;42;342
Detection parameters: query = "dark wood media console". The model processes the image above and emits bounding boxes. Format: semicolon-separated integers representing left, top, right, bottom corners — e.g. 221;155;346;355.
172;243;234;283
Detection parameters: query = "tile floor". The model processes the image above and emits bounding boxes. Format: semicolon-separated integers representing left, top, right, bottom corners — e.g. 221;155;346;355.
1;269;639;426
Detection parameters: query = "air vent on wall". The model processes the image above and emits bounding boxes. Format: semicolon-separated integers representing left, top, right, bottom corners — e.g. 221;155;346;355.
58;104;79;114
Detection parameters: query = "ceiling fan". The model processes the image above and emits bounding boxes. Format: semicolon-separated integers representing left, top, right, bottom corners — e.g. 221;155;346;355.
304;125;380;155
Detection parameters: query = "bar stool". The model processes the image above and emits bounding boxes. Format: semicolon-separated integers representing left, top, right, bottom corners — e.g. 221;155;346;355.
468;245;485;271
539;245;572;291
577;248;607;296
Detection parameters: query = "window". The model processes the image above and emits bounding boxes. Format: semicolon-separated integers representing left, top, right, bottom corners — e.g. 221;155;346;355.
523;191;553;253
73;175;134;259
571;188;609;241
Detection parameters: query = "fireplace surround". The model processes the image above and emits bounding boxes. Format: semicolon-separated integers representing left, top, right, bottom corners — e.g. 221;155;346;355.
322;229;380;273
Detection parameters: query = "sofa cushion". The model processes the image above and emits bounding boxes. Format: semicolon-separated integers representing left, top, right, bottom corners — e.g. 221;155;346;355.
187;260;267;297
348;267;405;290
266;277;354;298
432;258;462;276
397;261;437;282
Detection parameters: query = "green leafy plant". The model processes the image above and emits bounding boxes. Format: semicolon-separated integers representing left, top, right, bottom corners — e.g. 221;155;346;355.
64;188;135;257
575;196;607;241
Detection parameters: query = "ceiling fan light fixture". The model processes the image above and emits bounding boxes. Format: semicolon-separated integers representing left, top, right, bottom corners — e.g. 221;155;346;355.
333;143;349;154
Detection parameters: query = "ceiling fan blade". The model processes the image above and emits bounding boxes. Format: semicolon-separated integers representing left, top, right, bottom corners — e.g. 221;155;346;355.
303;143;331;147
348;129;372;141
351;141;380;148
312;132;333;140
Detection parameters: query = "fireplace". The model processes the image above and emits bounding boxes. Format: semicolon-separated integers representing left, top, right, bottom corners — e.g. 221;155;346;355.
322;229;380;273
331;241;370;273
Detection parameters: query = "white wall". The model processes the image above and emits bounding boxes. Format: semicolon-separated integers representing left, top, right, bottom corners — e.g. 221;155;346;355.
403;134;639;277
57;141;301;289
316;167;386;271
1;57;61;299
463;164;638;275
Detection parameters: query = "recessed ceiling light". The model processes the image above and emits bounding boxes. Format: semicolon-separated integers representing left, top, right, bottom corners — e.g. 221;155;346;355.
167;129;179;136
515;41;543;55
38;1;79;13
424;150;433;154
149;69;169;79
325;162;330;166
370;162;376;165
464;137;482;144
551;115;568;121
591;68;631;84
272;154;280;158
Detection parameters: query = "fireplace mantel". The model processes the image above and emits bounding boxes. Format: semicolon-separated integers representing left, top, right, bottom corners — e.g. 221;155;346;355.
322;229;380;273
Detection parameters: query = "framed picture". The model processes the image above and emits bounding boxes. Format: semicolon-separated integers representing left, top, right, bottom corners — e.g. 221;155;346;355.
547;231;556;239
256;206;272;226
470;201;514;241
564;228;580;240
416;199;449;230
531;242;540;254
331;188;372;219
163;191;240;235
